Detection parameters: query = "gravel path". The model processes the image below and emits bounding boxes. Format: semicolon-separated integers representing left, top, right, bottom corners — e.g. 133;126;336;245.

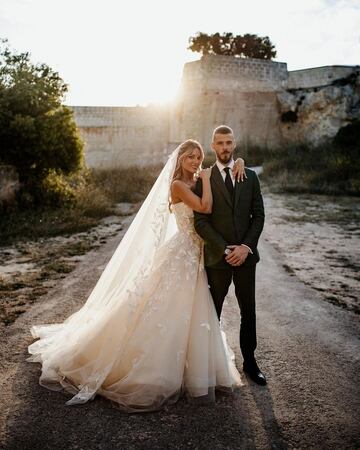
1;212;359;449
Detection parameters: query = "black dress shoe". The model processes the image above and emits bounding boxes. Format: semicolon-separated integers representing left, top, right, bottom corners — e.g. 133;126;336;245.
243;361;267;385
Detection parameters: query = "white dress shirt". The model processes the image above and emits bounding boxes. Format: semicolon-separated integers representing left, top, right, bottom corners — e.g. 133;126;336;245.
216;159;235;185
215;159;253;255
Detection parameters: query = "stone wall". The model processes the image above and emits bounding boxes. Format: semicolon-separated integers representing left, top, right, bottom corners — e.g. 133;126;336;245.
170;55;288;151
171;90;282;152
287;66;357;89
71;106;170;168
181;55;288;92
71;56;359;167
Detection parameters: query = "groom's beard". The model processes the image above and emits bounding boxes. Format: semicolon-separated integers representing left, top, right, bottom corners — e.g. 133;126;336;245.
217;152;233;164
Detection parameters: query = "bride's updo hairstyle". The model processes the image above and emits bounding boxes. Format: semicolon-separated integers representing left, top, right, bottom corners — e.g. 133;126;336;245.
171;139;204;183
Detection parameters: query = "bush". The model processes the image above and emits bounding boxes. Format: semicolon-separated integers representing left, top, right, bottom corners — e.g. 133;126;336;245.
262;124;360;196
234;145;267;167
333;120;360;152
202;153;216;168
0;39;84;207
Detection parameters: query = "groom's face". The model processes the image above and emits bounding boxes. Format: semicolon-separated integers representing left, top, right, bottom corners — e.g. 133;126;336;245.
211;133;236;164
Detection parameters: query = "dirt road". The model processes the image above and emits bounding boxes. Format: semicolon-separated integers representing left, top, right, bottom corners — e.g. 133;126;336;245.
1;213;359;449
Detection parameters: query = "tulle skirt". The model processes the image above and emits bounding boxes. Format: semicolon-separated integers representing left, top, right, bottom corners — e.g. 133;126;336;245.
27;230;242;412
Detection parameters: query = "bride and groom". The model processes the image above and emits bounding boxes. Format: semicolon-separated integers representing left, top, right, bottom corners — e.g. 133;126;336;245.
27;125;266;412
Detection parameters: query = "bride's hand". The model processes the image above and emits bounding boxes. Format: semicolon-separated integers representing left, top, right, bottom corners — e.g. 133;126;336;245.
233;158;247;182
198;168;212;181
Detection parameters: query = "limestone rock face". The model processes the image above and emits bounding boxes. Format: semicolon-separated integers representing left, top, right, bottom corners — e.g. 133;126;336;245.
278;69;360;145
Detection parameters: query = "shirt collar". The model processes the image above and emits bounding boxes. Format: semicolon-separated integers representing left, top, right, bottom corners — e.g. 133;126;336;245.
216;158;235;173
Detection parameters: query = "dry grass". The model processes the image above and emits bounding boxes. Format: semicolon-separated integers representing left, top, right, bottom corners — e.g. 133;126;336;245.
0;165;161;245
0;164;160;324
90;164;162;203
261;142;360;196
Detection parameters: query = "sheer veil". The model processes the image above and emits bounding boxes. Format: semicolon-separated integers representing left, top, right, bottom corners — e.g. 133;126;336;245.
27;146;180;401
27;143;242;408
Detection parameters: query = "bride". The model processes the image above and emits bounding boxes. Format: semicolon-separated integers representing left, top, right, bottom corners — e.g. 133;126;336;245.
27;139;245;412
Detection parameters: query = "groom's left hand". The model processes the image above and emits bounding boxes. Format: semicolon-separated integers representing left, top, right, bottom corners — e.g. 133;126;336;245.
225;245;249;266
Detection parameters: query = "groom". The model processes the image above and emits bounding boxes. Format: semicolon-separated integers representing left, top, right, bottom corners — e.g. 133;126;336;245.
194;125;266;385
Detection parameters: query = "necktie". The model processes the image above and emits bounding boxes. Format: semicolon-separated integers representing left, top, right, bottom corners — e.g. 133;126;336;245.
224;167;234;198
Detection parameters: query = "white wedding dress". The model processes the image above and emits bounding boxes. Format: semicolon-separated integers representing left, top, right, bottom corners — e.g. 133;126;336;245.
27;146;241;412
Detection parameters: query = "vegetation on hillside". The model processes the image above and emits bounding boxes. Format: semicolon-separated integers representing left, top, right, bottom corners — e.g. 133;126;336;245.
261;121;360;196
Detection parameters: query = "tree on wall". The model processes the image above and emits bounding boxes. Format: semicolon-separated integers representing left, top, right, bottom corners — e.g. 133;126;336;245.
188;32;277;59
0;38;84;206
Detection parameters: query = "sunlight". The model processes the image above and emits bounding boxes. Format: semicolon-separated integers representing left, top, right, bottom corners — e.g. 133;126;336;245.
1;0;359;106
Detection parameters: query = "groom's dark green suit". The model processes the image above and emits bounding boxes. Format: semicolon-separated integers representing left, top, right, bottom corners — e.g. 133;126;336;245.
194;164;265;362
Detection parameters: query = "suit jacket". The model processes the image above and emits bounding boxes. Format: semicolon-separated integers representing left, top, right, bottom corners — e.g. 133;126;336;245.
194;165;265;269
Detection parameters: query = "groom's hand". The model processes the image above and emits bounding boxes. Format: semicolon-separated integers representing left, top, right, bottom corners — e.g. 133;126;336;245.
225;245;249;266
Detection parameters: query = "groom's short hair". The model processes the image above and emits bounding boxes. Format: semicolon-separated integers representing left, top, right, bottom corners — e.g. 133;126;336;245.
212;125;234;142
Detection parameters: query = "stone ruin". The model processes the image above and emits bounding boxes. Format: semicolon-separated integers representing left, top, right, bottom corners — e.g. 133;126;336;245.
71;56;359;167
2;56;357;206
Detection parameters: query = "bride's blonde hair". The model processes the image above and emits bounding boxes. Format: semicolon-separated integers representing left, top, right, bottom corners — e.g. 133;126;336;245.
171;139;204;183
169;139;204;210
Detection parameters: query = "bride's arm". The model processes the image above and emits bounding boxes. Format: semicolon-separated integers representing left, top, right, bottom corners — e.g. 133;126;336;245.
232;157;247;182
171;169;212;214
193;179;228;258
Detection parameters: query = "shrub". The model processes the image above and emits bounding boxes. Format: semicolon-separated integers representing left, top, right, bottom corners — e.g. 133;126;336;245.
0;39;84;207
262;126;360;196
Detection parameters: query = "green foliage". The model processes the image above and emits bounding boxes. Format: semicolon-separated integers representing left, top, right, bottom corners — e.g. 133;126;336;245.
40;170;76;207
188;32;276;59
262;125;360;196
333;120;360;153
202;153;216;168
234;145;267;167
0;39;84;207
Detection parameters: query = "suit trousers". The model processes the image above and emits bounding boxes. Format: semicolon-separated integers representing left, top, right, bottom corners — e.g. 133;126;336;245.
206;263;257;363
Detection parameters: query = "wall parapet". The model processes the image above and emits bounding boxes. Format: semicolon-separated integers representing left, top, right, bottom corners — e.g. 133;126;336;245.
287;65;358;89
181;55;288;92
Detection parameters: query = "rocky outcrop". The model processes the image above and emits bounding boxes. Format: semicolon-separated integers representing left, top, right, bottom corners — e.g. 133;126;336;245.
278;68;360;145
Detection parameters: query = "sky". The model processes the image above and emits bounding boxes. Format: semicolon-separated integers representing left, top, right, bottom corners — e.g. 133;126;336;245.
1;0;359;106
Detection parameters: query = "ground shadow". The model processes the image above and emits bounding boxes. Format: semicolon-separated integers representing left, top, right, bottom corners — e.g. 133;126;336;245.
4;347;260;450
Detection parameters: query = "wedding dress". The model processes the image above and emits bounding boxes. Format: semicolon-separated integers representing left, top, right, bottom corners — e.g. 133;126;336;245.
27;147;242;412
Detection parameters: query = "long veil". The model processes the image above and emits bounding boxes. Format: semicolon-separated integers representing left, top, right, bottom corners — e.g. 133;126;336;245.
27;145;180;403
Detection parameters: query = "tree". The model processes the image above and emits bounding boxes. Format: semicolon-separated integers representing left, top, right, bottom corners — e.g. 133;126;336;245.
188;32;276;60
0;39;84;206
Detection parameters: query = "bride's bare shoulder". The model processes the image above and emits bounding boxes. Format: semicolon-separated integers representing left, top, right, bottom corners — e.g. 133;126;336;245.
171;179;187;187
171;180;190;193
